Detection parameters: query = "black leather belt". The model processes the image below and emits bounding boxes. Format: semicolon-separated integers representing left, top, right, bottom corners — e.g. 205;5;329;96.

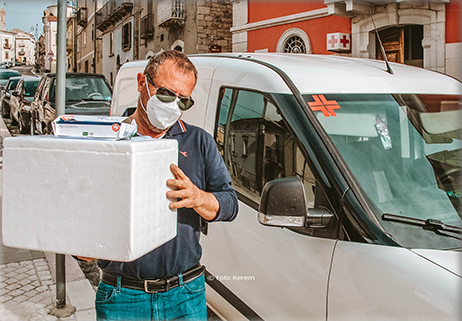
101;264;205;293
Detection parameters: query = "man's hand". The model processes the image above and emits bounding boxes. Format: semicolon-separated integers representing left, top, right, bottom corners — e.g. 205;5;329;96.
166;164;220;221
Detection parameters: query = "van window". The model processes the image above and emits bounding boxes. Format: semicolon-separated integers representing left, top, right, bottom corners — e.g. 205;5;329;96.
216;88;315;208
304;93;461;249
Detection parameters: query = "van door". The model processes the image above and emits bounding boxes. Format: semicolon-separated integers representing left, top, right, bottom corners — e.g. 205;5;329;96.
201;86;336;320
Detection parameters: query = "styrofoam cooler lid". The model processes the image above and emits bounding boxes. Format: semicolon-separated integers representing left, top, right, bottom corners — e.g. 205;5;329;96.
3;135;178;154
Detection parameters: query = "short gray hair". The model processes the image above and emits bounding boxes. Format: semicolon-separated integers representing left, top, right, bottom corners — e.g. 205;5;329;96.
144;50;198;84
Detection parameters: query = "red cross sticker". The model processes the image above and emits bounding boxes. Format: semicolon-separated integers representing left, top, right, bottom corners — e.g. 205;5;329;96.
308;95;341;117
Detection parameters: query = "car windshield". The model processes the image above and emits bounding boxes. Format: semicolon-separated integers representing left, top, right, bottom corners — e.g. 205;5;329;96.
50;76;112;102
7;78;20;90
0;71;20;79
303;93;461;250
24;80;39;97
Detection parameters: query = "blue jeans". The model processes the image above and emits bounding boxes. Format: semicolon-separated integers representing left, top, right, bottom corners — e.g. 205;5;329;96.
95;275;207;321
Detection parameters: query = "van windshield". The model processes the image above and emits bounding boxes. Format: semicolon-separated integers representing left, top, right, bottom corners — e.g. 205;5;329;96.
303;93;461;250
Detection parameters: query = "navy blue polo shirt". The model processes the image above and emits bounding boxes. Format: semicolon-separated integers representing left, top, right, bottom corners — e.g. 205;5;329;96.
98;120;238;280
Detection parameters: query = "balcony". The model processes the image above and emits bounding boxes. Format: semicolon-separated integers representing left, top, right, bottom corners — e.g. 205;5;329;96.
157;0;185;29
140;14;154;39
95;0;133;32
3;42;11;49
18;43;25;47
77;7;88;27
18;49;25;56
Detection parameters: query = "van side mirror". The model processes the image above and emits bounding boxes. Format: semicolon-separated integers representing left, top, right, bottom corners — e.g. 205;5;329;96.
258;177;334;229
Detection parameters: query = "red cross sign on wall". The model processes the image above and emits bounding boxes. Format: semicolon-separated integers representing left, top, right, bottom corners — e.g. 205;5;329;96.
327;33;350;52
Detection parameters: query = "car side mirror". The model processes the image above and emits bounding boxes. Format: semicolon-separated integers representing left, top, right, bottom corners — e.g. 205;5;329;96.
258;177;334;229
258;177;307;227
12;91;19;97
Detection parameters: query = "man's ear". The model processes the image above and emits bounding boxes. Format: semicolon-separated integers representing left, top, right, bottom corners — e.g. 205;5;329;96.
137;72;145;93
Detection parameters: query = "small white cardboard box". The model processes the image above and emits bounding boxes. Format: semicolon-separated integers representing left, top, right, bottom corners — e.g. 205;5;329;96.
52;115;137;139
2;135;178;262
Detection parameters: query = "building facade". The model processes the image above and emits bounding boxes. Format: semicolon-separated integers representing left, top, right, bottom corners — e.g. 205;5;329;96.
75;0;104;74
88;0;232;87
12;29;36;65
0;30;15;63
232;0;461;81
41;5;75;73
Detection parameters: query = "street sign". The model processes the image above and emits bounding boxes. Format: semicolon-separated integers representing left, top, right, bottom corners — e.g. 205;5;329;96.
48;50;54;56
48;57;53;62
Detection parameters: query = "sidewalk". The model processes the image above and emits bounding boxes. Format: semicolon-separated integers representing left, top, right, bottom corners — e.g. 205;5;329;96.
0;116;97;321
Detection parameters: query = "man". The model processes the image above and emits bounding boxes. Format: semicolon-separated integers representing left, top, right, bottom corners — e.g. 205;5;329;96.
86;50;238;320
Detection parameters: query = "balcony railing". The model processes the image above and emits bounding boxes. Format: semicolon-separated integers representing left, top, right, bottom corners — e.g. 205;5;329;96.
3;43;11;49
140;14;155;39
18;49;25;55
18;43;25;47
95;0;133;32
77;7;88;27
157;0;185;28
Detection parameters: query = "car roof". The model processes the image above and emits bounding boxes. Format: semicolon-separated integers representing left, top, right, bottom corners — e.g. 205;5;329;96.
6;76;22;82
45;72;106;79
188;53;461;95
21;76;40;81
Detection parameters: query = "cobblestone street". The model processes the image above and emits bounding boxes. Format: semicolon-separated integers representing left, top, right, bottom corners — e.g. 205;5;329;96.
0;259;58;321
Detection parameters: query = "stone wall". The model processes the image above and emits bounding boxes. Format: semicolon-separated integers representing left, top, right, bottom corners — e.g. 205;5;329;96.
196;0;233;53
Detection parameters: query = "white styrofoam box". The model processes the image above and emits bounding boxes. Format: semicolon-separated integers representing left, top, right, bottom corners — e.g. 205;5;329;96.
2;135;178;262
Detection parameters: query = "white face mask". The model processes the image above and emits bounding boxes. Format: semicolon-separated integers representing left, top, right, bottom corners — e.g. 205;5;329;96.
140;75;182;130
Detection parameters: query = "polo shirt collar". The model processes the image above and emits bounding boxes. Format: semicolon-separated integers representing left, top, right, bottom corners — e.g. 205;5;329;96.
166;119;187;137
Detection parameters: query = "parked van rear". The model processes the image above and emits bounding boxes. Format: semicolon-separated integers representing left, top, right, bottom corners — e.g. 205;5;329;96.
111;53;461;321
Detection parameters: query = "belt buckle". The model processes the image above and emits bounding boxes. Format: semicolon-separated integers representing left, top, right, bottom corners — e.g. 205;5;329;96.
144;279;160;294
144;278;170;293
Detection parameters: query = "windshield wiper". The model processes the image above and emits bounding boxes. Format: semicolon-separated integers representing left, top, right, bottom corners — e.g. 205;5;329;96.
382;213;462;240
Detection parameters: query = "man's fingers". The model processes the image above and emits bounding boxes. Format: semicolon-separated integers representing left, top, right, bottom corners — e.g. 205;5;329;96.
76;256;97;262
170;163;187;180
167;188;191;199
169;198;191;210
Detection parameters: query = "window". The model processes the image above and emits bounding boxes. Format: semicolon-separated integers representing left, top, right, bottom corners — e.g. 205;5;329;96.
85;60;88;73
216;88;316;208
276;28;311;54
284;36;306;53
83;31;87;48
109;32;114;56
122;22;132;51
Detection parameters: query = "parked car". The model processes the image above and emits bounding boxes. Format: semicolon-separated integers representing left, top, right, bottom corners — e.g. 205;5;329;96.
30;73;112;135
0;69;21;90
9;76;40;134
0;76;22;118
111;54;462;321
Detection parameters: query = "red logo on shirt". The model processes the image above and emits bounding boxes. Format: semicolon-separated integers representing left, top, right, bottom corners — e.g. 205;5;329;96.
179;151;188;157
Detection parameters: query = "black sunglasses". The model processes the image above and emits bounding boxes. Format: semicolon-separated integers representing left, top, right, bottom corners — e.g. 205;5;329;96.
145;73;194;111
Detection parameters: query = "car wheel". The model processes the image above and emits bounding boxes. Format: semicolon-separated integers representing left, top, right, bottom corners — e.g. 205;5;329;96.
1;101;7;118
10;109;18;126
19;113;29;134
29;114;35;135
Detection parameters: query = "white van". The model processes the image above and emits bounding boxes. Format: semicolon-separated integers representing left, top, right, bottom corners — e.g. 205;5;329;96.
111;54;461;321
